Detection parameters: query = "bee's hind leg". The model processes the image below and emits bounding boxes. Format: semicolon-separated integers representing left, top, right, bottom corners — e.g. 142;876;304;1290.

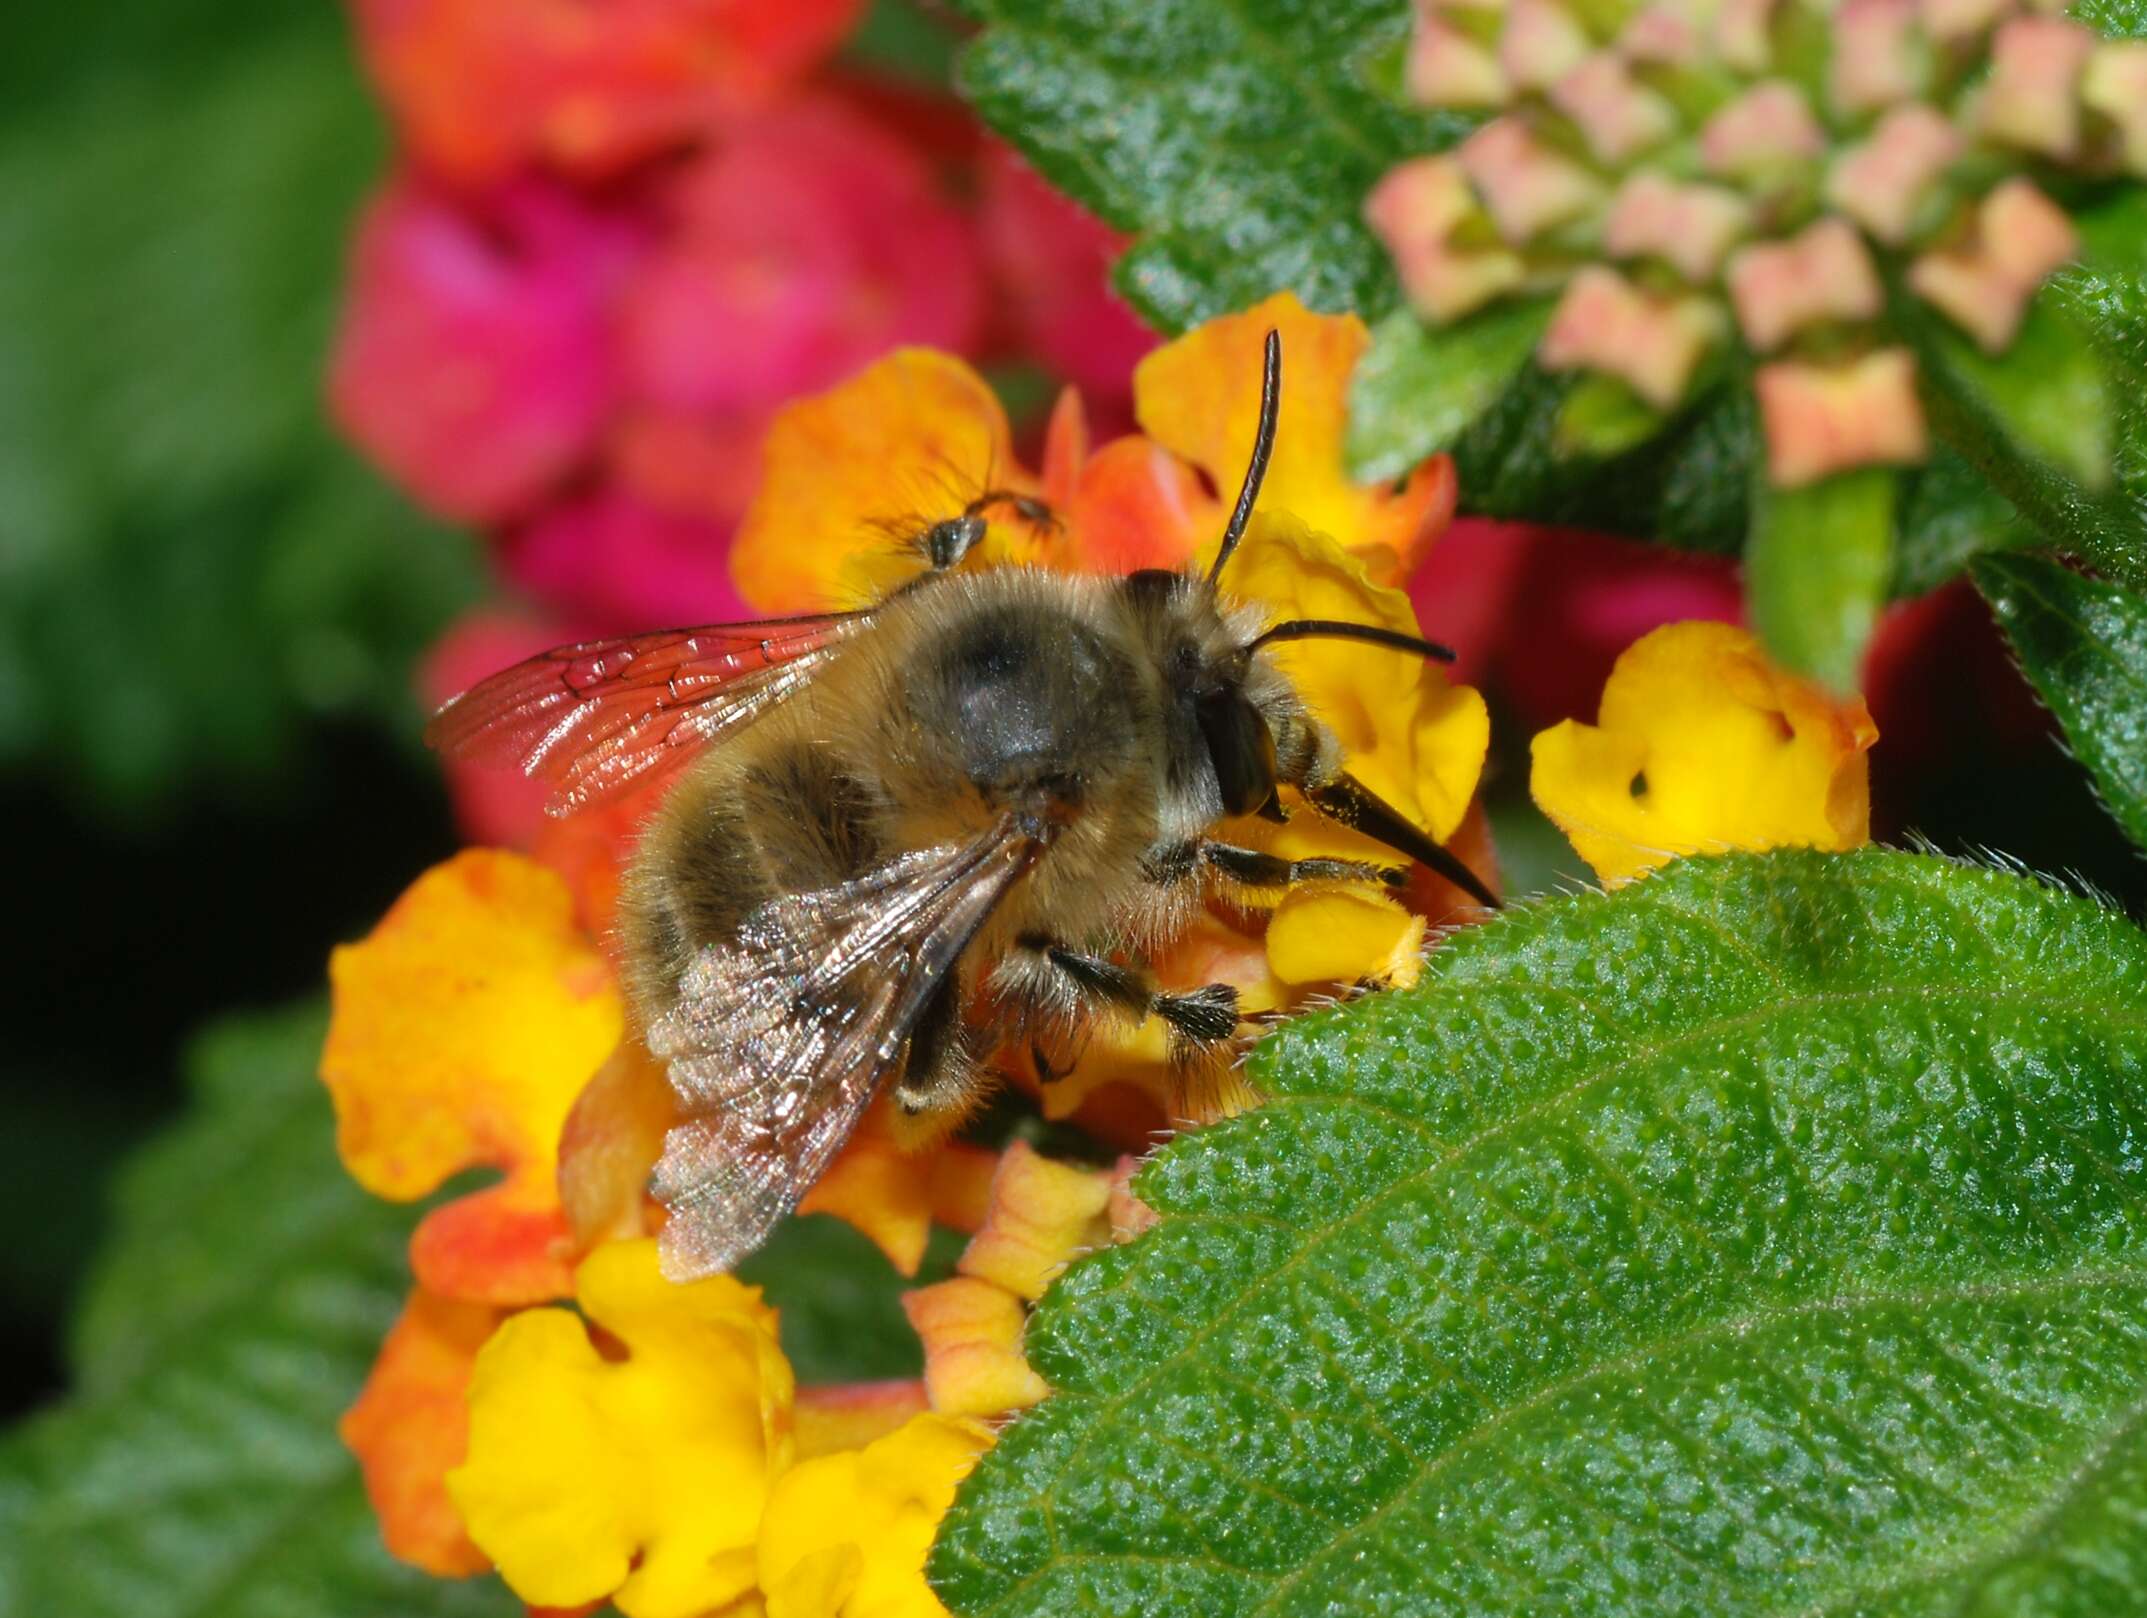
888;970;992;1146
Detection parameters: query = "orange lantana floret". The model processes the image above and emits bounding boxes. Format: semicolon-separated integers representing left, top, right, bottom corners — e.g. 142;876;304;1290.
322;850;622;1303
731;292;1456;612
340;1288;506;1578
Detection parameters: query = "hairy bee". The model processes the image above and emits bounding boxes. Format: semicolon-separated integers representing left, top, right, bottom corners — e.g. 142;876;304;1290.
430;333;1493;1279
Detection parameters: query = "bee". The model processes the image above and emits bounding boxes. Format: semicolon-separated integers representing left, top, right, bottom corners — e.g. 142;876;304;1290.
429;332;1494;1279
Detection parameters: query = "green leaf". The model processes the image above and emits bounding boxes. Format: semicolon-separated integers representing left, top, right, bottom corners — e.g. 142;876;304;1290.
0;9;482;814
739;1216;965;1385
1747;466;1896;689
1975;553;2147;855
1908;191;2147;594
1347;303;1552;483
1894;447;2037;598
955;0;1472;335
934;849;2147;1617
4;996;952;1618
0;1004;516;1618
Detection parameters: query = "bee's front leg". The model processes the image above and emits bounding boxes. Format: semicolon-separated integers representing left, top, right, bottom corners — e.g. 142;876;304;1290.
1139;838;1402;897
988;935;1240;1069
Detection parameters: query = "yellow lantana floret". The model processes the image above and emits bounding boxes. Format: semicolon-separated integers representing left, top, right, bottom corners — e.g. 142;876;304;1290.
1224;514;1489;856
448;1238;794;1618
758;1414;994;1618
1530;621;1878;885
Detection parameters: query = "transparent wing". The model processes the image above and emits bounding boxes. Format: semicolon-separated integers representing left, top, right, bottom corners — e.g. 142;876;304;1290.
649;815;1047;1279
425;614;859;816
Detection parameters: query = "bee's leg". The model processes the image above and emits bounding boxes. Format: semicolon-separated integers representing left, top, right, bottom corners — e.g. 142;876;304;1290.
967;489;1059;532
889;969;991;1142
1196;843;1405;893
992;936;1241;1063
1138;838;1403;897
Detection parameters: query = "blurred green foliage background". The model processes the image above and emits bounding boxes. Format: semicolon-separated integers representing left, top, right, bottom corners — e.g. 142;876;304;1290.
0;0;478;1411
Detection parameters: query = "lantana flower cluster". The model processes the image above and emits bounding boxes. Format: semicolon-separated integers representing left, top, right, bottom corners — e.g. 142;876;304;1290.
1370;0;2144;486
324;295;1880;1616
328;0;1152;640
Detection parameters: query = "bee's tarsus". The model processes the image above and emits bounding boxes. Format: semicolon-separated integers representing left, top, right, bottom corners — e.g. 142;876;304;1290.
1303;773;1500;911
1155;983;1240;1045
1199;842;1402;891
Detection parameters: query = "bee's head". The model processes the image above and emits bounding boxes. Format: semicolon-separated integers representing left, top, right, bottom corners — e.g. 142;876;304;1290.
1119;567;1289;821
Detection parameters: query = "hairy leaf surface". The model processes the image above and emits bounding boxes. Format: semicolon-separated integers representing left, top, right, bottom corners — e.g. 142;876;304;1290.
957;0;1469;334
934;850;2147;1617
0;1006;514;1618
1976;554;2147;856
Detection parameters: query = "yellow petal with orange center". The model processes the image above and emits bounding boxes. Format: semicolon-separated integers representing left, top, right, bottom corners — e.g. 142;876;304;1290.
757;1414;995;1618
1136;291;1454;582
796;1380;932;1460
447;1239;793;1618
1224;513;1490;862
1530;621;1878;885
900;1277;1049;1417
731;349;1057;615
339;1288;505;1578
1266;886;1427;988
322;851;621;1303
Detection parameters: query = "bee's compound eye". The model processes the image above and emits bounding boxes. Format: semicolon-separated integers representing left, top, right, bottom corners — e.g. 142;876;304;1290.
1197;690;1279;818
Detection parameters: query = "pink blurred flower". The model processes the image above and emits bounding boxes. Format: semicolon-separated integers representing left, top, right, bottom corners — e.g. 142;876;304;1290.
351;0;867;186
619;94;987;416
1424;522;1744;731
500;489;752;629
978;142;1155;410
329;177;639;523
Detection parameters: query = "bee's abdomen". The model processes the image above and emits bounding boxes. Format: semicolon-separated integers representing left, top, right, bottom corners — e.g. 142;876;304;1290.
618;741;887;1020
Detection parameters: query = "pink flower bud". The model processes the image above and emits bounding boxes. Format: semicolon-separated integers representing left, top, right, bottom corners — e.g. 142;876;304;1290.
1832;0;1925;115
1365;156;1530;321
1500;0;1592;90
1979;15;2097;157
1540;266;1724;408
1919;0;2012;42
1552;53;1678;164
1603;171;1754;282
1714;0;1780;72
1755;349;1929;487
1702;81;1825;180
1620;2;1705;63
2084;42;2147;176
1407;15;1512;106
1727;217;1885;352
1906;178;2078;351
1460;117;1606;242
1826;103;1964;243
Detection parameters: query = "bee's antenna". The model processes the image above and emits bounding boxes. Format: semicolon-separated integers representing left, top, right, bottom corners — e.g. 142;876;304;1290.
1206;328;1282;587
1248;619;1458;663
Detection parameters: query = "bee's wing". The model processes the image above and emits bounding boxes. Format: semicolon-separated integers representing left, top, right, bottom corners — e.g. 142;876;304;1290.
425;614;860;816
648;815;1048;1280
